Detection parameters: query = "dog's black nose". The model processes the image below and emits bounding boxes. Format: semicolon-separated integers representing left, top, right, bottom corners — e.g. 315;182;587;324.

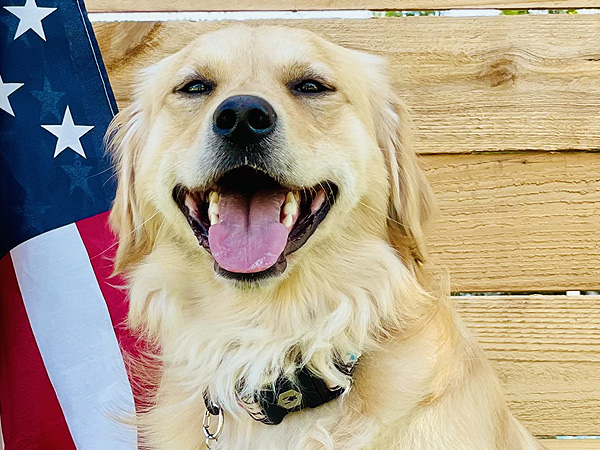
213;95;277;145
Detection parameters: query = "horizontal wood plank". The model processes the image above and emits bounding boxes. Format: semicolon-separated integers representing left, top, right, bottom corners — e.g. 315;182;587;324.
542;441;600;449
455;295;600;436
424;152;600;292
93;15;600;155
85;0;599;13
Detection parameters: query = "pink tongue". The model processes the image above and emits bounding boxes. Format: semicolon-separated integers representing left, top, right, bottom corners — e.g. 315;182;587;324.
208;189;290;273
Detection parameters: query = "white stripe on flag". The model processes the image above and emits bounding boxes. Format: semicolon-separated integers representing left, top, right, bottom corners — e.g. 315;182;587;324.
10;224;137;450
0;412;4;450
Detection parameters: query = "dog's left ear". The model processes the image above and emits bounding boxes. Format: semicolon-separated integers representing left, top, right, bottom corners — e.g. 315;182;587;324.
105;101;150;273
367;60;435;264
105;56;173;274
105;64;161;273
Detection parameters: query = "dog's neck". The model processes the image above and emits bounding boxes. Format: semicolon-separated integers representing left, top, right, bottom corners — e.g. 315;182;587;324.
204;349;360;426
127;237;435;418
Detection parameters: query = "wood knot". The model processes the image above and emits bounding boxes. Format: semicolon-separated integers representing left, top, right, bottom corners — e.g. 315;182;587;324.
477;58;517;88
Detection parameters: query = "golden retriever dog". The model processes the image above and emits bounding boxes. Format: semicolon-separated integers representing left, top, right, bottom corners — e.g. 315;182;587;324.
107;25;543;450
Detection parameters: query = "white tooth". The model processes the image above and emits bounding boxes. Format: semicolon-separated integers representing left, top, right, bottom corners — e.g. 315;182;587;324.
208;201;219;216
282;214;293;228
283;201;298;216
208;191;219;219
286;191;295;205
293;191;300;204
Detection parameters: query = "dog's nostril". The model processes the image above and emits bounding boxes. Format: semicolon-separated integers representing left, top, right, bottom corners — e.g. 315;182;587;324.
247;108;272;130
215;109;237;131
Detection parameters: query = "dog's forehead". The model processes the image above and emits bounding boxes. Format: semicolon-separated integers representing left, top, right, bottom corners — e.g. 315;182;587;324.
175;26;340;77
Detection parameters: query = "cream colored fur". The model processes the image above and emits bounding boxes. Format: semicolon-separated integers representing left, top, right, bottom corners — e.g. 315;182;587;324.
107;25;544;450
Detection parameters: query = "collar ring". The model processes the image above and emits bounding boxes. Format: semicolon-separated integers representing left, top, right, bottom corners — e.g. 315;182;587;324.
203;402;224;448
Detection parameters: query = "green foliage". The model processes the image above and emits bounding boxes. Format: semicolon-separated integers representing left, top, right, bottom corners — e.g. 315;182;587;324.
548;9;578;13
374;11;442;17
500;9;578;15
374;9;578;17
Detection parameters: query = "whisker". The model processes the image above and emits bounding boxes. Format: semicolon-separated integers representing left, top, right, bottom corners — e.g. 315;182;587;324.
152;218;167;253
358;200;406;228
88;166;115;180
102;171;118;188
90;210;160;260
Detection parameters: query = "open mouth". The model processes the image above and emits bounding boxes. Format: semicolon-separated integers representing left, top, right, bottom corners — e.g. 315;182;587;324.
173;167;338;282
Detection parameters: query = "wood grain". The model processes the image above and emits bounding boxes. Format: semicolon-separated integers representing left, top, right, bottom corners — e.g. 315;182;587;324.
542;441;600;449
455;295;600;436
93;15;600;155
85;0;599;13
424;152;600;292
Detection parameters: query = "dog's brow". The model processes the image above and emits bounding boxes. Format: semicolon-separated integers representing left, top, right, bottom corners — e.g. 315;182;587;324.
174;66;218;87
283;62;335;84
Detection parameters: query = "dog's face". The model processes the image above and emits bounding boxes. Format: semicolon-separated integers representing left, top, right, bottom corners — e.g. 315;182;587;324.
109;26;433;289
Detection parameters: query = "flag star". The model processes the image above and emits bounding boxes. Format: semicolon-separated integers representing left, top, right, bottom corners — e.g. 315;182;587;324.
42;106;94;158
4;0;57;41
32;78;65;120
61;160;93;197
0;72;24;116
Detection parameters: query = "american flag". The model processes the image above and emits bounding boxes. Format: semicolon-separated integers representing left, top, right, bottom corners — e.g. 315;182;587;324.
0;0;138;448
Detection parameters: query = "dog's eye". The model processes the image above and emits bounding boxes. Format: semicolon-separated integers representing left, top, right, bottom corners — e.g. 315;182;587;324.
180;80;214;94
291;79;331;95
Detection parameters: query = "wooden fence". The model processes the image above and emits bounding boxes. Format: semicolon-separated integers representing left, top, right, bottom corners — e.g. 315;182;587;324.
90;4;600;448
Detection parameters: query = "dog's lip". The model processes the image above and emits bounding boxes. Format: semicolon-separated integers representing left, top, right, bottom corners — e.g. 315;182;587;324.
214;253;288;283
172;167;338;282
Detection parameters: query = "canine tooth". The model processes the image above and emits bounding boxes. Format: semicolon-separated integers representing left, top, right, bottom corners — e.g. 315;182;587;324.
208;201;219;216
283;201;298;216
209;191;219;203
286;191;296;205
210;212;219;225
282;213;293;228
293;191;300;204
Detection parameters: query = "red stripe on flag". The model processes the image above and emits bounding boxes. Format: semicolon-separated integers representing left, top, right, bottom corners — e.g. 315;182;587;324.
0;254;77;450
76;211;154;413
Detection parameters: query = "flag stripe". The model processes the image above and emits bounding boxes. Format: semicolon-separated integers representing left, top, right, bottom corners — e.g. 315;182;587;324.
75;212;134;361
0;254;76;450
9;225;137;450
75;212;147;410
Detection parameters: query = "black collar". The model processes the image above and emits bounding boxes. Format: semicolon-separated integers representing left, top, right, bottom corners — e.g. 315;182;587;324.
204;352;360;425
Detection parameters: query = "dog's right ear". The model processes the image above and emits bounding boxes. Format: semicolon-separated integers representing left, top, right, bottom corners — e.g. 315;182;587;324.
375;95;435;265
358;52;436;266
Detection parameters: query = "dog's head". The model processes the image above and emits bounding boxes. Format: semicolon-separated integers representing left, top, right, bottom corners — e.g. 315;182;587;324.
108;25;434;288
